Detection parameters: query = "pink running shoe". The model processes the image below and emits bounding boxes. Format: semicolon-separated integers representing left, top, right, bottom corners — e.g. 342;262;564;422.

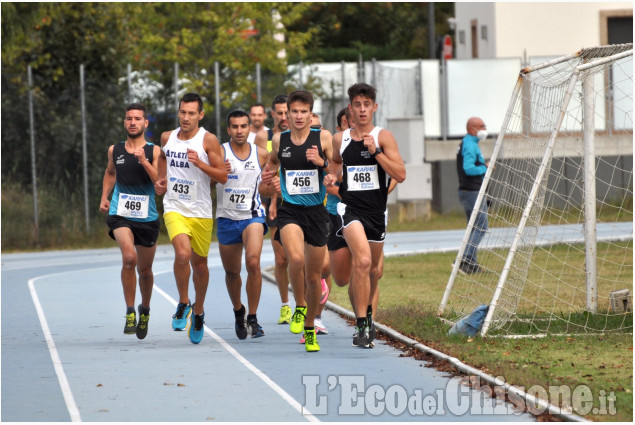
320;278;330;304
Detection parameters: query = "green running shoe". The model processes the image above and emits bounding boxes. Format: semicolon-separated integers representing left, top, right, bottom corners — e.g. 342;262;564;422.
278;305;292;324
289;306;307;334
124;312;136;335
304;329;320;352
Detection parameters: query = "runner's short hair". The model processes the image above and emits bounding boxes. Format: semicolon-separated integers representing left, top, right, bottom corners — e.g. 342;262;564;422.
249;103;266;114
287;90;314;111
347;83;377;103
272;94;288;110
226;109;250;127
336;107;347;128
126;103;147;119
180;93;203;112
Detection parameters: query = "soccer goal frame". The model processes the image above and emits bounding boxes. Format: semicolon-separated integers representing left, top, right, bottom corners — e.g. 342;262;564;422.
438;44;633;337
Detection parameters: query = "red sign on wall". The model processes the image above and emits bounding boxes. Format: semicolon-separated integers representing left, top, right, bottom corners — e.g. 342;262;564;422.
443;35;453;60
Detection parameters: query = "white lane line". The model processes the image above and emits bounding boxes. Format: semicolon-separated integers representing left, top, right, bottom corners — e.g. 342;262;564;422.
28;275;82;422
28;266;317;422
152;276;320;422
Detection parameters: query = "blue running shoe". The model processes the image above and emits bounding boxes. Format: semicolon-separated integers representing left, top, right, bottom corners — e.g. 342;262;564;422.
189;310;205;344
172;302;191;331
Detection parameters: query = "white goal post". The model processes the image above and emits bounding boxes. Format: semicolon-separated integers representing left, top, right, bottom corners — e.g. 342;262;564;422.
438;44;633;337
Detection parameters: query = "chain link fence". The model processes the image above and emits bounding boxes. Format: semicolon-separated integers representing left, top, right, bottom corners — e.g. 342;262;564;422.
5;54;630;249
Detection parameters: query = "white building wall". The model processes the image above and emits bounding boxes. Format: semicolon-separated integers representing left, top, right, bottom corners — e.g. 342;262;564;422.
455;2;633;59
455;3;496;59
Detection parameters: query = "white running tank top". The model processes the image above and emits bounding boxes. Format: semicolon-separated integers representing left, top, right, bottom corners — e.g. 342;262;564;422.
247;126;269;144
340;126;382;154
162;127;213;218
215;142;265;220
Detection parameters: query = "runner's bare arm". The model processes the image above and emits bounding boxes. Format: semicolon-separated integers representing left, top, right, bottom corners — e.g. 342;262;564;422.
100;145;116;213
387;178;398;194
254;129;268;150
134;145;160;183
257;146;271;197
211;144;230;189
320;129;333;173
323;132;342;187
195;132;228;184
260;133;280;197
154;131;170;195
374;129;406;183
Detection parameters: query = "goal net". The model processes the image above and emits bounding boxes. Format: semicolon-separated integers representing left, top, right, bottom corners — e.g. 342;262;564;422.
438;44;633;337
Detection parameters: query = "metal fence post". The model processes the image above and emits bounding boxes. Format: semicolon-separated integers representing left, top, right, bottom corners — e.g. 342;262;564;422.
440;57;448;141
357;53;364;82
127;63;132;103
341;60;346;105
215;61;221;137
28;65;39;244
174;62;179;128
371;58;376;88
80;64;90;233
417;59;423;116
256;62;262;103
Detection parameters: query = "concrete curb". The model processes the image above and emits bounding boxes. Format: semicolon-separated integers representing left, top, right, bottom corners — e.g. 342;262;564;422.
262;268;589;422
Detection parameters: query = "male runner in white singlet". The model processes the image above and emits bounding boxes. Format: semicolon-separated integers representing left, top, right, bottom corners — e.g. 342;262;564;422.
155;93;227;344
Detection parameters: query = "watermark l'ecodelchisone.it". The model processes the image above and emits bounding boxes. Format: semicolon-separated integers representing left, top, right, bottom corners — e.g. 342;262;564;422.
302;375;617;417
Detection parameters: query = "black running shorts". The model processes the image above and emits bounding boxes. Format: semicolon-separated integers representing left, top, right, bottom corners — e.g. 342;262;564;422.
327;212;348;251
274;202;331;247
337;203;387;243
262;196;283;228
107;215;160;247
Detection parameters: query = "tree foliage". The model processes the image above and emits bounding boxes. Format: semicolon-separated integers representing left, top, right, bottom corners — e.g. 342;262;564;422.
1;2;313;221
2;3;136;195
130;3;313;111
288;2;455;62
1;2;454;248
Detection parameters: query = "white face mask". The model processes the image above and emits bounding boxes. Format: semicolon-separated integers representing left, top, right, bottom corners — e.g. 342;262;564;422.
476;129;488;141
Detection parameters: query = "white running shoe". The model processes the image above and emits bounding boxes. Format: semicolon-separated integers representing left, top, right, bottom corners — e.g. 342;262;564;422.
315;317;328;335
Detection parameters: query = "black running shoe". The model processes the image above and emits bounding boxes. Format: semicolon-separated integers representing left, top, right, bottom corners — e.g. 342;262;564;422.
367;313;376;343
235;307;248;340
352;326;371;348
247;319;265;338
124;312;136;334
136;306;149;340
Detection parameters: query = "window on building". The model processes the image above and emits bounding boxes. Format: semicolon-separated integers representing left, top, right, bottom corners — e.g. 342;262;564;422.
481;25;488;41
471;20;478;58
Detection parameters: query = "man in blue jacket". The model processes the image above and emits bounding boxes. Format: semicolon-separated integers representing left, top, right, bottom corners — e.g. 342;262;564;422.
456;117;489;274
